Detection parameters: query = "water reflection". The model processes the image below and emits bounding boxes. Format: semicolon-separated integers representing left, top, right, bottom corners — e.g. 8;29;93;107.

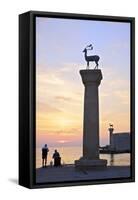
110;154;114;166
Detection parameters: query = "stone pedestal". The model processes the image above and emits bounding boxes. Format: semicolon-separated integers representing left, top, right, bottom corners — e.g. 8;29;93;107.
75;69;107;169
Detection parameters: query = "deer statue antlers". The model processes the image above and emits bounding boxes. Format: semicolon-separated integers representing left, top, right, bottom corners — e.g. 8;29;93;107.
86;44;93;50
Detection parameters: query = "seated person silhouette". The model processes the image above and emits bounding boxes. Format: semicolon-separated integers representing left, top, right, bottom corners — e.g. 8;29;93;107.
42;144;49;167
52;150;61;167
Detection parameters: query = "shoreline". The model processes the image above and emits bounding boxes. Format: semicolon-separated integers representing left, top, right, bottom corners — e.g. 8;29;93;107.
36;164;130;183
99;150;130;154
36;152;130;168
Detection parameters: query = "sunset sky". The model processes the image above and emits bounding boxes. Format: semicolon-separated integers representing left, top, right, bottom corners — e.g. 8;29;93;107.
36;17;130;147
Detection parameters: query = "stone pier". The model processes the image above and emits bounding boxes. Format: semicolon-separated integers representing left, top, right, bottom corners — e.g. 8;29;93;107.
75;69;107;169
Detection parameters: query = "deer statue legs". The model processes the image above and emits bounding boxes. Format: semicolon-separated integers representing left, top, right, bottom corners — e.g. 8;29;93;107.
86;61;99;70
94;61;99;69
86;61;89;69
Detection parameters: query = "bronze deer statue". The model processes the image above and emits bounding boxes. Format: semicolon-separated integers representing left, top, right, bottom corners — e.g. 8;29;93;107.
83;44;100;69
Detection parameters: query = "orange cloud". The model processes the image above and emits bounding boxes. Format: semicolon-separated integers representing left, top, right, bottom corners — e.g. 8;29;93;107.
36;63;130;147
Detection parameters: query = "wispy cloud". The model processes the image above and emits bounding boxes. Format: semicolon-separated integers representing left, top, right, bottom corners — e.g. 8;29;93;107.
36;63;130;147
55;96;73;102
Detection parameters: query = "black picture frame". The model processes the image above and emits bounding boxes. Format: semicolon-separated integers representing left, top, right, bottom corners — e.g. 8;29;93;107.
19;10;135;189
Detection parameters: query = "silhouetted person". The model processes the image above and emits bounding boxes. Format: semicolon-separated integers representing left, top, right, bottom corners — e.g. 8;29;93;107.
42;144;49;167
52;150;61;167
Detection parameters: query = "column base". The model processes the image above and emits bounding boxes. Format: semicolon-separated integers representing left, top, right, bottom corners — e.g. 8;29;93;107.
75;158;107;169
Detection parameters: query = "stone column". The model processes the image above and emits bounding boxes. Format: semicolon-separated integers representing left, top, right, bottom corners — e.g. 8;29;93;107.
75;69;107;169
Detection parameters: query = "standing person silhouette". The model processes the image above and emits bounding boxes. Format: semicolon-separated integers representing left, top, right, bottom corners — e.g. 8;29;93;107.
42;144;49;167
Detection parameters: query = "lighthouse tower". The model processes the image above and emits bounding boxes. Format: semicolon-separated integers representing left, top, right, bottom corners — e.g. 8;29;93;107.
108;124;114;149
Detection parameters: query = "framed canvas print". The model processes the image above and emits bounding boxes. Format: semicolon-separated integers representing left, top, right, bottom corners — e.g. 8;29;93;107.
19;11;135;189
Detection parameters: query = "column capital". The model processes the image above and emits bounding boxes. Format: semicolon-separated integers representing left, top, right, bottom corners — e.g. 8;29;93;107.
80;69;103;86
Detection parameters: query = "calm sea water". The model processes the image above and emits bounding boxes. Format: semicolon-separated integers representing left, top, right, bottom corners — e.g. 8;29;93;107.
36;146;130;168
